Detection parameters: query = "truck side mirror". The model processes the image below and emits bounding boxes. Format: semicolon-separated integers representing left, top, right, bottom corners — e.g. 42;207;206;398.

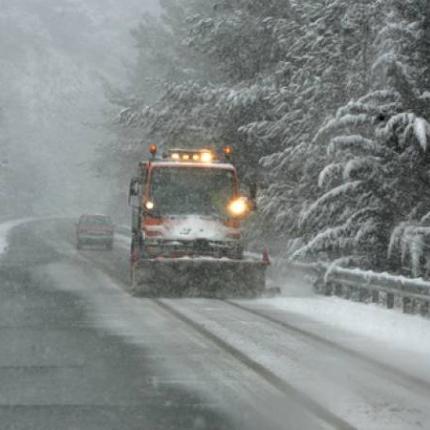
128;177;141;205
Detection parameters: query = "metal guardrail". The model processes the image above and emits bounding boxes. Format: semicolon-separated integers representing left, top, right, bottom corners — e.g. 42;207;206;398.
106;229;430;315
283;261;430;316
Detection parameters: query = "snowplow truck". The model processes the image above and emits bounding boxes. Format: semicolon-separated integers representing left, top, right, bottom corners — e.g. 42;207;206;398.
128;145;268;297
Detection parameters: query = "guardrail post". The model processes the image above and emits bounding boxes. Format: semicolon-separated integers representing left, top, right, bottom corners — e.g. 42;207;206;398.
420;301;429;317
386;292;395;309
411;299;418;314
344;286;352;300
402;297;413;314
371;290;379;304
324;282;333;296
359;288;368;303
313;279;325;295
334;283;342;297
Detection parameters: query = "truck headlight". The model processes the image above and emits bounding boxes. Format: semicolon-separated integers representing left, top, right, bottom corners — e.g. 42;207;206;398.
145;201;155;210
228;197;248;217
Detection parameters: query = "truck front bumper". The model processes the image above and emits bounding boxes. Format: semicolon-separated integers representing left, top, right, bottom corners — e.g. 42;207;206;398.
130;257;266;297
143;238;243;259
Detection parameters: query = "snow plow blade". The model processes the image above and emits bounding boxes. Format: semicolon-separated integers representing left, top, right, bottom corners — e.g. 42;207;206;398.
130;258;267;298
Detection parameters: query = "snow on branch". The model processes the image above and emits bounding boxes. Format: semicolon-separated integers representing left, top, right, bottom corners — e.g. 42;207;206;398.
299;180;363;228
327;135;377;156
343;157;380;181
318;163;343;188
388;222;430;277
313;114;368;144
414;118;430;152
294;206;381;261
291;225;349;260
358;90;400;105
354;219;379;245
421;212;430;225
383;113;430;152
375;21;419;46
337;101;380;118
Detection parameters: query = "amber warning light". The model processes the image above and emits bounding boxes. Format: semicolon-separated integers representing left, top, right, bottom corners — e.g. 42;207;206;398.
223;146;233;159
149;144;158;157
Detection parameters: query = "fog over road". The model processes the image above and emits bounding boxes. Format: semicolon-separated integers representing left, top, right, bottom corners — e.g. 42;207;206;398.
1;219;429;430
0;0;160;218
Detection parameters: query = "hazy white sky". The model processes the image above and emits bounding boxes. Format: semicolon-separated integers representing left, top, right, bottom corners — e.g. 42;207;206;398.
0;0;160;217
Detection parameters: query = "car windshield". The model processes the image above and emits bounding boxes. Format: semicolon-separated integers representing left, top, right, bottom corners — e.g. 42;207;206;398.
150;167;235;216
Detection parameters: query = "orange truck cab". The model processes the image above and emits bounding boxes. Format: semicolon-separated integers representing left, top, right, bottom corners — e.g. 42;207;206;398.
129;147;252;263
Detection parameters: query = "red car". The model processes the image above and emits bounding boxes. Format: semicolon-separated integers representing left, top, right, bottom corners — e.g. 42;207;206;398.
76;214;114;250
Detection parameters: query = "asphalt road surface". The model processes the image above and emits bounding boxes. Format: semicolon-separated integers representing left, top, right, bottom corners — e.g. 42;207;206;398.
0;219;429;430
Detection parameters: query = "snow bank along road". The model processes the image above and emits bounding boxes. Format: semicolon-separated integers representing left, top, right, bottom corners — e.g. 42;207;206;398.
0;219;429;430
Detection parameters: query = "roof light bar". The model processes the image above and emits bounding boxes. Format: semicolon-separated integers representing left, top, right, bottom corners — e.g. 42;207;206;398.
168;149;216;163
200;151;213;163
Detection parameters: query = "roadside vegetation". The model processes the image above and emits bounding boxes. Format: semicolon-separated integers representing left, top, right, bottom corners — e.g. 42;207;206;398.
106;0;430;276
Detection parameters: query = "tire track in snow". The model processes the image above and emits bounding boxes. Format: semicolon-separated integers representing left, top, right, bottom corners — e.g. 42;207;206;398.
154;298;357;430
224;300;430;397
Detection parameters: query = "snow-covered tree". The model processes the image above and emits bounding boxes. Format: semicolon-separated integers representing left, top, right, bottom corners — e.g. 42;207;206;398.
112;0;430;271
187;0;298;82
253;0;378;246
114;0;304;182
289;1;430;270
293;93;430;268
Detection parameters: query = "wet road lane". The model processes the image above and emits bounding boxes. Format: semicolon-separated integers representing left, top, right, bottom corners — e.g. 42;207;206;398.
0;224;234;430
0;220;324;430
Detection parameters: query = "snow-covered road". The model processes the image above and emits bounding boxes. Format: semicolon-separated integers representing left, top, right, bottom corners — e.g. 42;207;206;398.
159;298;430;430
247;296;430;383
0;218;429;430
0;217;38;256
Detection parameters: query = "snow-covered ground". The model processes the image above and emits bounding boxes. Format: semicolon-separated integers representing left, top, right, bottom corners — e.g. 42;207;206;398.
0;218;36;256
256;295;430;358
248;278;430;385
166;297;430;430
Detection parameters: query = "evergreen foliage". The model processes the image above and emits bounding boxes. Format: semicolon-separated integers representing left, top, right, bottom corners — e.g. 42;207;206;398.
113;0;430;273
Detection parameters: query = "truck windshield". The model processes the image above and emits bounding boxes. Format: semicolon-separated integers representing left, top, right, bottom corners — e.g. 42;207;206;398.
150;167;235;216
